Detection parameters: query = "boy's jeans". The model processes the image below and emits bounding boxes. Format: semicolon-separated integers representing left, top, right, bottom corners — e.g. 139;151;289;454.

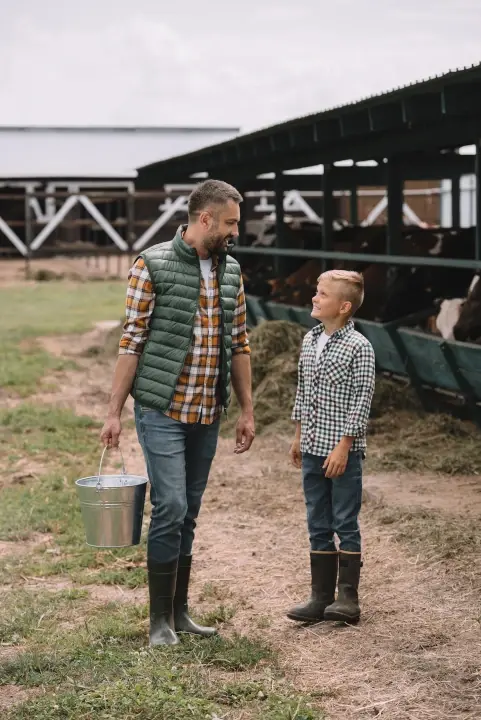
302;451;363;553
134;404;220;564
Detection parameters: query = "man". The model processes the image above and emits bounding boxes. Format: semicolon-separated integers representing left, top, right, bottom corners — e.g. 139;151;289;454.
100;179;255;646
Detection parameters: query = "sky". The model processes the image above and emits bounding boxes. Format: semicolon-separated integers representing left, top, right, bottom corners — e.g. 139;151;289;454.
1;0;481;134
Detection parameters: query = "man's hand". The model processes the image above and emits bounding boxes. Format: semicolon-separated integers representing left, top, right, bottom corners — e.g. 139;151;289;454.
234;411;255;454
100;415;122;448
323;441;350;478
289;437;302;469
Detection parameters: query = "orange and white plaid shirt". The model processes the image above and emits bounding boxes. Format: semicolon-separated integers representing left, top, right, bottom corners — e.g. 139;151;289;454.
119;254;250;425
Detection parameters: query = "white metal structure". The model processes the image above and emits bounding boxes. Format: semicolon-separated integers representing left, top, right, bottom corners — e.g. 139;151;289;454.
0;126;240;179
0;184;442;257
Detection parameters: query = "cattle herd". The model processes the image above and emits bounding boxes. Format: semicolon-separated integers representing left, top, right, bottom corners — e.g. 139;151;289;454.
241;222;481;345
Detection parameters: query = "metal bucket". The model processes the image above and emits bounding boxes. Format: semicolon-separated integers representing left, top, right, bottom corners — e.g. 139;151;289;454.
75;446;148;548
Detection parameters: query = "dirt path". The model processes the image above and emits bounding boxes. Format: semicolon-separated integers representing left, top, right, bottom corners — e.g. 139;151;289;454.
115;433;481;720
3;330;481;719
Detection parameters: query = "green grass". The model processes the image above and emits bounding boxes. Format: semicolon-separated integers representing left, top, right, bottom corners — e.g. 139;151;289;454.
0;589;88;644
0;403;146;585
0;404;101;464
0;281;125;342
199;604;236;626
0;594;322;720
0;466;147;582
0;280;124;395
0;343;76;396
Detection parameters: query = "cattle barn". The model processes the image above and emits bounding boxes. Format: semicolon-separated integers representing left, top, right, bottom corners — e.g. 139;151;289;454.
135;64;481;424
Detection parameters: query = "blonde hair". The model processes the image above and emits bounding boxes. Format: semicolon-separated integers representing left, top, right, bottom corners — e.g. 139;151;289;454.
318;269;364;315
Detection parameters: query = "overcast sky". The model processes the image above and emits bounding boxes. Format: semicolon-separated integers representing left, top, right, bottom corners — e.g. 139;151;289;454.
1;0;480;134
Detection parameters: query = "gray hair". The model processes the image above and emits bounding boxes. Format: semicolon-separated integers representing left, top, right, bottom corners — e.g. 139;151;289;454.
188;179;243;219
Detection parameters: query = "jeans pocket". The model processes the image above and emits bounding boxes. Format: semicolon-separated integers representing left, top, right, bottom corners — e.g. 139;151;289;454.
139;405;156;413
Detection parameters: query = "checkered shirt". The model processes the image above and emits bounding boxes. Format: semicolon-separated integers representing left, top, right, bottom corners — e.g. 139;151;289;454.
292;320;376;456
119;255;250;425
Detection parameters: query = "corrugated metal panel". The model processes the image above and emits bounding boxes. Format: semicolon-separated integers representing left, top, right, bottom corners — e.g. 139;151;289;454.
0;126;239;179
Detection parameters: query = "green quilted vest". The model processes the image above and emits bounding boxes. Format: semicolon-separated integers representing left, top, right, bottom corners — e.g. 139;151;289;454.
131;227;241;415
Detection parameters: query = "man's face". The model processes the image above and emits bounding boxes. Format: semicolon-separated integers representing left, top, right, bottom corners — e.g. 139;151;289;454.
199;200;240;254
311;278;351;322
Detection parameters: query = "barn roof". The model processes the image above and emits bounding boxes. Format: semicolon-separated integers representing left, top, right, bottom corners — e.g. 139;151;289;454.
0;126;240;180
136;63;481;187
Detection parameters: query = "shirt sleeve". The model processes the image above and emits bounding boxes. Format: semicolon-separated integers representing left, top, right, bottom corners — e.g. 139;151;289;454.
118;257;155;356
231;274;251;355
342;342;376;438
291;350;305;422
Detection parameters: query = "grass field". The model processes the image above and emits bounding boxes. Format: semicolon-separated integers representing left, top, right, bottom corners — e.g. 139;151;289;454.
0;281;125;396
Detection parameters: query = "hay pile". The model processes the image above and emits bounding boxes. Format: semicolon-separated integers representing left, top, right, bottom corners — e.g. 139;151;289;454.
223;320;481;475
223;320;306;436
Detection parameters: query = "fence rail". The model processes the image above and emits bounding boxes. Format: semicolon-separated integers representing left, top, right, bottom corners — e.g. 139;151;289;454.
232;245;481;271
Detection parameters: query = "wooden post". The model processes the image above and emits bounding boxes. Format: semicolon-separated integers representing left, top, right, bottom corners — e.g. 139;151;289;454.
387;157;403;255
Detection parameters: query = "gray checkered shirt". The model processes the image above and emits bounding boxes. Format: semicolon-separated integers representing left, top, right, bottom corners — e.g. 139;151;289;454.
292;320;376;457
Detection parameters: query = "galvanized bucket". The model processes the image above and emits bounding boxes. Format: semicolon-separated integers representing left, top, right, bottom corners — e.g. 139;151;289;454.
75;446;148;548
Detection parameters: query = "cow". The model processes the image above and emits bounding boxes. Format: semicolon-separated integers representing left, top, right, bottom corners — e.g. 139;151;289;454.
381;228;476;322
452;274;481;343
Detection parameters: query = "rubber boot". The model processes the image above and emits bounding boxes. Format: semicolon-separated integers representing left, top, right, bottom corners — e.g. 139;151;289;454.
286;551;338;622
173;555;217;637
148;559;180;646
323;551;362;623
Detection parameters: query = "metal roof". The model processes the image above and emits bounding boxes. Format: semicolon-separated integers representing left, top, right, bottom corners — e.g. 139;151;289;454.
0;126;240;180
137;63;481;187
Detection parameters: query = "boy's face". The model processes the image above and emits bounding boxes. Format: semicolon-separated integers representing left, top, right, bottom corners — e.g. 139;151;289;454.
311;278;351;323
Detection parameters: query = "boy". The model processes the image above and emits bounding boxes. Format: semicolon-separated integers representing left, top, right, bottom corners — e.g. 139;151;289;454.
287;270;376;624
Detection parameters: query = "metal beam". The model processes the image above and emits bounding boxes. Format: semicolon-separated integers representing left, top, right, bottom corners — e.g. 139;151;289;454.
350;185;358;224
238;186;247;246
230;245;481;270
387;158;403;254
476;140;481;262
0;217;28;256
451;175;460;226
322;163;334;253
274;173;287;276
133;194;187;251
138;114;481;186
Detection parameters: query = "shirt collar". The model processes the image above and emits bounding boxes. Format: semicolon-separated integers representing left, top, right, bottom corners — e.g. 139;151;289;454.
312;319;354;342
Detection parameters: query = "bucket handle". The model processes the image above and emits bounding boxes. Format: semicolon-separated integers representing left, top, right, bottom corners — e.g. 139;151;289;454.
96;445;127;492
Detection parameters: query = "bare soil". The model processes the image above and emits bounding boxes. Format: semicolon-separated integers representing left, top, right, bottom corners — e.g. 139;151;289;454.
1;320;481;718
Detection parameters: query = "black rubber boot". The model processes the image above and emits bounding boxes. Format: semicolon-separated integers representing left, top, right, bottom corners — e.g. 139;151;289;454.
174;555;217;637
286;552;338;623
148;559;180;646
323;552;362;623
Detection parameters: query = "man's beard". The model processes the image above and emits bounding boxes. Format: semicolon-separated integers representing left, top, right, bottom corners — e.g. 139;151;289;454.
203;232;235;254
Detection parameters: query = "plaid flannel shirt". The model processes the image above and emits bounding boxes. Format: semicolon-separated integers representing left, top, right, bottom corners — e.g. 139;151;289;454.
119;255;250;425
292;320;376;456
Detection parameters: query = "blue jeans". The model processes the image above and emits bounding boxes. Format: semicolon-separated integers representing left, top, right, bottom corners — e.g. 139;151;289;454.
134;404;220;564
302;451;363;553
